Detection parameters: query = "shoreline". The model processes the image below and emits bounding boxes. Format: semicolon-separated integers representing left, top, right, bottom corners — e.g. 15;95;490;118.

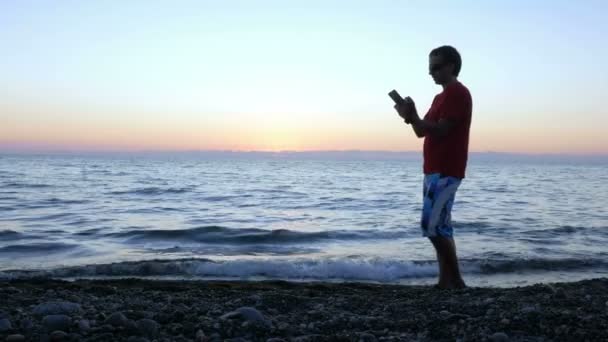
1;277;607;341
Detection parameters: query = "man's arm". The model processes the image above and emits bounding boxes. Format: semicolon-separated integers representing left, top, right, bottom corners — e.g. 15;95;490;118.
402;97;456;138
409;113;456;138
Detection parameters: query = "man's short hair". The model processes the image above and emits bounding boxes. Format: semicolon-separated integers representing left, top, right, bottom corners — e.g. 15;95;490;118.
430;46;462;76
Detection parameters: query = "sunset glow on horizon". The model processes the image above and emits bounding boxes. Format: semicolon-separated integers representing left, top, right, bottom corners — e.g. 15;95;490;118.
2;1;607;155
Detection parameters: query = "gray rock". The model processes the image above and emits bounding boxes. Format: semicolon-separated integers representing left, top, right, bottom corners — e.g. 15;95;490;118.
68;333;82;340
78;319;91;333
0;318;11;332
359;332;377;342
93;333;115;340
520;305;540;314
292;335;325;342
20;318;34;330
266;339;287;342
137;318;159;338
6;334;25;342
127;337;150;342
97;324;115;332
554;288;567;299
34;301;81;316
482;298;495;305
49;330;68;341
124;319;138;334
221;306;272;329
42;315;72;332
105;312;128;327
490;332;509;342
195;329;206;342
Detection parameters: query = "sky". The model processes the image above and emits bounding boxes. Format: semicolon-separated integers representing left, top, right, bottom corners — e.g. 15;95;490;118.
1;0;607;154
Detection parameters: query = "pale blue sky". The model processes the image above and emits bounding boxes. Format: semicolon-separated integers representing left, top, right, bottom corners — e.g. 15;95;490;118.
1;1;607;153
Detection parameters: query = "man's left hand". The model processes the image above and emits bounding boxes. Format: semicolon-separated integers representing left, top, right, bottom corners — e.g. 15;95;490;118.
403;97;417;123
394;96;415;123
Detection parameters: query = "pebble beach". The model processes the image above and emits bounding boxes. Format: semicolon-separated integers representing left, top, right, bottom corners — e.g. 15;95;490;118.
1;277;607;341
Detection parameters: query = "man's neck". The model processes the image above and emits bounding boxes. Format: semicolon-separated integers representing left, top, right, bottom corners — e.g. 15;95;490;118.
441;77;458;90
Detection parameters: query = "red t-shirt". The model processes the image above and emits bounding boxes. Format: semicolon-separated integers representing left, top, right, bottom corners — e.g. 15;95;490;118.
423;81;472;179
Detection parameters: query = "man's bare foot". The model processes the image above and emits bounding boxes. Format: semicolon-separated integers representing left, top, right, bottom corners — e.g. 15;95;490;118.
434;280;466;290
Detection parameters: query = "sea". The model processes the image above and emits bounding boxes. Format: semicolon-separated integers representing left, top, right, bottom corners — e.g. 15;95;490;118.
1;152;607;287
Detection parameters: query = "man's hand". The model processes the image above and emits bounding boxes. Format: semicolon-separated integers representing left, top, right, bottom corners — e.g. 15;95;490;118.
394;96;417;124
403;97;417;122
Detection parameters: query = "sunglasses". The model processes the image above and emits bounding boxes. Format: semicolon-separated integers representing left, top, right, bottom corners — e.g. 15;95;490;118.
429;63;446;73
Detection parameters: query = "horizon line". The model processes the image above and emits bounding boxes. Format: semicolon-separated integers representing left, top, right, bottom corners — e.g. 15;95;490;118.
1;148;607;158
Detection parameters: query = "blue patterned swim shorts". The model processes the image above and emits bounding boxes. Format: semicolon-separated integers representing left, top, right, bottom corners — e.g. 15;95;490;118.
421;173;462;238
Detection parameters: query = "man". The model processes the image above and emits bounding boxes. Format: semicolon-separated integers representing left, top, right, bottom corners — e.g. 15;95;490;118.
394;45;472;289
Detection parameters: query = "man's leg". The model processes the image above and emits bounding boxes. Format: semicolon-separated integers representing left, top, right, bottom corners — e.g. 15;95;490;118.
429;236;465;289
429;237;447;287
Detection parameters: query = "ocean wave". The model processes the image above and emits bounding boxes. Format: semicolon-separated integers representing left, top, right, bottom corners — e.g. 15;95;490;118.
105;226;409;244
109;186;194;196
475;257;608;273
0;230;22;241
37;198;91;205
2;182;52;189
0;242;79;254
520;225;608;238
3;256;606;281
0;258;437;281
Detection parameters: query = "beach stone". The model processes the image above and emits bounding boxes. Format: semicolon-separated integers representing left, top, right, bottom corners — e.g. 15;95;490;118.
42;315;71;332
195;329;206;341
49;330;68;341
106;312;128;327
78;319;91;333
2;287;21;294
554;288;567;299
94;333;115;340
266;339;286;342
127;337;150;342
220;307;272;329
125;319;139;334
500;318;510;325
358;332;377;342
34;301;81;316
19;318;33;330
137;319;159;338
490;332;509;342
520;305;540;316
0;318;11;332
5;334;25;342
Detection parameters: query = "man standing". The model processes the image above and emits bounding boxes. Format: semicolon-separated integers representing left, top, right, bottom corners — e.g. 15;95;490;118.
394;45;472;289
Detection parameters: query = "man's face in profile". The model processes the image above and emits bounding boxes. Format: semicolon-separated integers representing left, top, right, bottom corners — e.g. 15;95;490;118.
429;55;453;85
